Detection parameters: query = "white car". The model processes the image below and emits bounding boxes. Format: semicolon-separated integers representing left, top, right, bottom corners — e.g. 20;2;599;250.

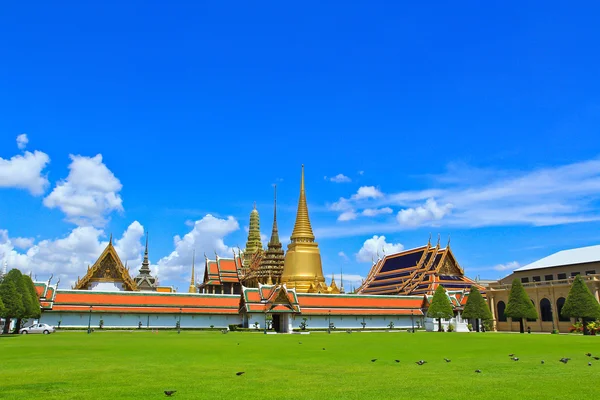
19;323;55;335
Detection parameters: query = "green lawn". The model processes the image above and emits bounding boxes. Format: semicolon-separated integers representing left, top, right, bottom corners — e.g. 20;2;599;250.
1;330;599;399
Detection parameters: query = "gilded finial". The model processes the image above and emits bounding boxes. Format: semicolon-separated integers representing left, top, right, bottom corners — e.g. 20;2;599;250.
253;201;256;210
447;235;451;247
109;233;113;245
56;278;60;287
382;246;385;255
437;233;441;247
428;233;432;246
290;164;315;242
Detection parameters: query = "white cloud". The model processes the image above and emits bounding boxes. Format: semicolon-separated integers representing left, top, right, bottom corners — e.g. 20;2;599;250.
493;261;520;271
156;215;239;283
0;222;145;287
338;251;349;261
16;134;29;150
330;174;351;183
353;186;383;200
12;237;34;250
396;198;453;227
362;207;393;217
356;235;404;263
338;210;358;221
329;186;384;216
358;171;364;176
43;154;123;226
0;149;50;195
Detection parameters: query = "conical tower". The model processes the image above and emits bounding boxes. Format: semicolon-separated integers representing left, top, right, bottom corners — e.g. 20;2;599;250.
258;185;285;283
134;232;157;291
188;250;196;293
281;165;324;292
243;202;263;267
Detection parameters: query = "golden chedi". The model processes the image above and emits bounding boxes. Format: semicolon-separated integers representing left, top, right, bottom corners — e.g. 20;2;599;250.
281;165;325;292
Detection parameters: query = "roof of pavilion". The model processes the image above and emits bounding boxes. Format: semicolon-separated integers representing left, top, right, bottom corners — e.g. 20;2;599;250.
34;280;59;310
199;253;244;287
357;237;483;296
240;284;301;313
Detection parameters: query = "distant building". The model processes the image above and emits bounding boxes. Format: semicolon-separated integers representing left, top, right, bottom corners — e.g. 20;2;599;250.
488;244;600;333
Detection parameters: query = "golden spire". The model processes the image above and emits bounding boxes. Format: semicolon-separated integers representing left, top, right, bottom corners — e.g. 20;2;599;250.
290;165;315;242
188;250;196;293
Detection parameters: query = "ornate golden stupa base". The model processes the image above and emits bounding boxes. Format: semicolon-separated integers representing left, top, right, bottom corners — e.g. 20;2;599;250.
281;241;324;293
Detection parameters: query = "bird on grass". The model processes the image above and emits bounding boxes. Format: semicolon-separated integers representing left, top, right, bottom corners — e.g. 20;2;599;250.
586;353;592;357
508;354;515;357
164;391;177;397
299;342;302;345
474;369;481;373
236;372;245;376
371;359;377;362
415;360;427;365
322;348;326;350
395;360;400;363
444;358;451;363
559;358;571;364
541;360;545;364
512;357;519;361
588;362;592;367
593;357;600;360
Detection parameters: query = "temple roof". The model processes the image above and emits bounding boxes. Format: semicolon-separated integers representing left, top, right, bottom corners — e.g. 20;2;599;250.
357;237;483;296
74;240;138;291
199;253;244;287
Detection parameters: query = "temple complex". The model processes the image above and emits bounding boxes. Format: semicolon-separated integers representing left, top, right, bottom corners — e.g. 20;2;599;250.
27;164;485;332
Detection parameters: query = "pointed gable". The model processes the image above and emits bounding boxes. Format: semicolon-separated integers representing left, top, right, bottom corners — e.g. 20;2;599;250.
74;242;138;291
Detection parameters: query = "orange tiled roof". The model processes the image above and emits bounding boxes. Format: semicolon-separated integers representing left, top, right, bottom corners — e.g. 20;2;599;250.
297;293;424;316
50;290;240;314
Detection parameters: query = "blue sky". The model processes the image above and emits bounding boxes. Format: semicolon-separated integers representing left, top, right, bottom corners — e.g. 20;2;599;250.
1;1;600;291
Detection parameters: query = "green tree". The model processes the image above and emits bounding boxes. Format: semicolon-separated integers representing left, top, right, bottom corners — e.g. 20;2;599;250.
22;275;41;320
0;295;5;317
504;279;538;333
9;269;32;333
427;285;454;332
0;276;24;334
462;286;493;332
561;274;600;335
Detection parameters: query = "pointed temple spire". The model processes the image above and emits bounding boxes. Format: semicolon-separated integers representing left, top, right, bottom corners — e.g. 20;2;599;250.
340;265;345;294
269;185;281;247
189;250;196;293
133;231;157;291
109;233;113;245
258;185;285;284
290;165;315;243
139;232;151;276
243;202;263;267
280;165;325;293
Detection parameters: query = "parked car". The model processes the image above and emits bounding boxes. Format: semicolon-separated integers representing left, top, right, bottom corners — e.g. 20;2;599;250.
19;323;55;335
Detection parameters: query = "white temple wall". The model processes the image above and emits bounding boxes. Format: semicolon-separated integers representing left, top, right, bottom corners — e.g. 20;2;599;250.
40;312;242;329
291;314;422;329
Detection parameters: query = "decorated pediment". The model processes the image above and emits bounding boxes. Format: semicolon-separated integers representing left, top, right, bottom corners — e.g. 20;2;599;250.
436;249;464;276
74;240;138;291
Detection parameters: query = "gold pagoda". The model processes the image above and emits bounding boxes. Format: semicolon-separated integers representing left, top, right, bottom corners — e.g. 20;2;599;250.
280;165;326;293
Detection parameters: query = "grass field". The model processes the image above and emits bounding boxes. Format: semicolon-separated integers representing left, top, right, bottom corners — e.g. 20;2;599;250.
1;330;599;399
